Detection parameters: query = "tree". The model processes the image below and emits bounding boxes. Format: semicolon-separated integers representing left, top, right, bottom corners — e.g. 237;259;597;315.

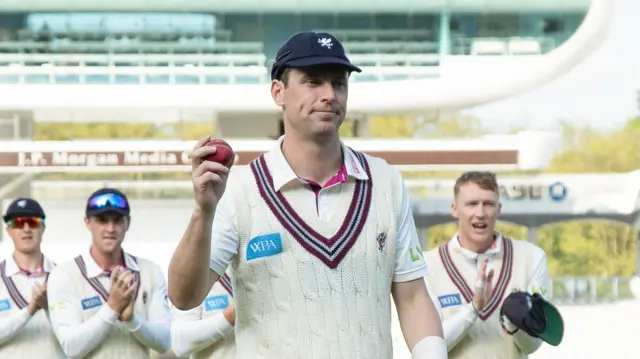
367;111;486;139
34;121;219;141
34;122;166;140
549;119;640;173
338;119;355;137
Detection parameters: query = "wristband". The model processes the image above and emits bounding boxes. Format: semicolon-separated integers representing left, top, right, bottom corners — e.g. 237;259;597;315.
471;302;481;316
499;314;520;335
411;336;447;359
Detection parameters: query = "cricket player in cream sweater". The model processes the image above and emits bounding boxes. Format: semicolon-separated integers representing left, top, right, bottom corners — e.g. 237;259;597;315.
0;198;65;358
168;31;447;359
423;171;563;359
47;188;172;359
171;271;235;359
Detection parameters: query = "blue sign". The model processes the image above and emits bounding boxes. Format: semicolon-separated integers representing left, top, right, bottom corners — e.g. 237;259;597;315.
246;233;283;261
0;299;11;312
548;182;568;201
81;296;102;311
204;294;229;312
438;293;463;308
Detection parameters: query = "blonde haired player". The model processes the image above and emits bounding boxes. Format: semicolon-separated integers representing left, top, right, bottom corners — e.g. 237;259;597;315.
0;198;65;358
47;188;171;358
168;31;446;359
423;171;562;359
171;271;235;359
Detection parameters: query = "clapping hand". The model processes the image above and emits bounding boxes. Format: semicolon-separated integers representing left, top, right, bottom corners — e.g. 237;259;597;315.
472;258;495;312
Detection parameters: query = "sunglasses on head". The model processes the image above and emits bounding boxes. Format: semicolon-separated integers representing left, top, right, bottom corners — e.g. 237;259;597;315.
88;193;128;210
7;217;44;229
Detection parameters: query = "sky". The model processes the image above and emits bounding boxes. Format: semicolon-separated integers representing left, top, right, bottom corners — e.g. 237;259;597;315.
463;0;640;133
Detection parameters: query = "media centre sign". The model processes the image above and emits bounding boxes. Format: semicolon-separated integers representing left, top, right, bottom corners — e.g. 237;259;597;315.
499;182;568;202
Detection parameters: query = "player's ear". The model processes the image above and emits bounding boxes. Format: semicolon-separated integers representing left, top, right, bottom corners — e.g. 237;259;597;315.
271;80;285;108
497;202;502;217
451;202;459;219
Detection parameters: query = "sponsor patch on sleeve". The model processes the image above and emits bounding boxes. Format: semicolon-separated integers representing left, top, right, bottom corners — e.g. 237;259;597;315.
81;296;102;311
438;293;463;308
204;295;230;312
0;299;11;312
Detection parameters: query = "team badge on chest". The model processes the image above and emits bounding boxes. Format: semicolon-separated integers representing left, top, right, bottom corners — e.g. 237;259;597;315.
377;232;387;252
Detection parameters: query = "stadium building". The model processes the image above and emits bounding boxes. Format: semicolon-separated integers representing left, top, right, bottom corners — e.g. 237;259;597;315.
0;0;613;138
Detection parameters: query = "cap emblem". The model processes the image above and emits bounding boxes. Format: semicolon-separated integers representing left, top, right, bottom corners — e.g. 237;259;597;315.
318;37;333;49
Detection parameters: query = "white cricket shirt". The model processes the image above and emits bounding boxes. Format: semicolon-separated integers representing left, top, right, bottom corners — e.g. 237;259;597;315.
171;273;235;358
47;249;171;358
0;254;65;358
429;233;547;355
208;136;428;283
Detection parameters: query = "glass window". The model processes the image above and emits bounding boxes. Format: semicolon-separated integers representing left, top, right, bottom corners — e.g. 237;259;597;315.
26;13;217;35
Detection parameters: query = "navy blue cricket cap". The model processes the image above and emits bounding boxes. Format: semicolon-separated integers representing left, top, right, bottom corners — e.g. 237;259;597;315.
270;31;362;80
500;291;564;346
85;187;131;217
3;198;46;223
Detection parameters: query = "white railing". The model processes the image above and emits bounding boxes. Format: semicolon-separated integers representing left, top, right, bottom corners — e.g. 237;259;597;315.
314;28;433;41
17;28;230;40
0;53;268;67
0;64;438;84
344;41;437;54
0;64;268;76
451;36;558;56
0;40;265;53
548;276;637;305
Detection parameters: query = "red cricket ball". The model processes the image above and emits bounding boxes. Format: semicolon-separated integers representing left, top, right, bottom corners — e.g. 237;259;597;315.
202;139;235;168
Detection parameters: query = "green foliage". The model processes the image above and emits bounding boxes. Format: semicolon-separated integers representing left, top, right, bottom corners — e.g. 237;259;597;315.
34;121;215;141
368;116;421;138
338;119;355;137
549;119;640;173
35;122;166;140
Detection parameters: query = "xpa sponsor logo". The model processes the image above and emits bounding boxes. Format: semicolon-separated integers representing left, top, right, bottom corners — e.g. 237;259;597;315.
438;293;462;308
246;233;283;261
81;296;102;311
0;299;10;312
204;295;229;312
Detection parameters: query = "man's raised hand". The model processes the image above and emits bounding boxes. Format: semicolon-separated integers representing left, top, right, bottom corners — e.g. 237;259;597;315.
190;136;232;213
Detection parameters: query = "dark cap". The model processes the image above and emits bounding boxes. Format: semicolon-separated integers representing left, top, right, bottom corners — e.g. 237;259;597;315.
3;198;45;223
500;291;564;346
85;188;130;217
270;31;362;80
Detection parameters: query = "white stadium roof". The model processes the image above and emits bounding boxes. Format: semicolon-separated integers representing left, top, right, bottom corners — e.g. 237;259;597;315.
0;0;616;114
